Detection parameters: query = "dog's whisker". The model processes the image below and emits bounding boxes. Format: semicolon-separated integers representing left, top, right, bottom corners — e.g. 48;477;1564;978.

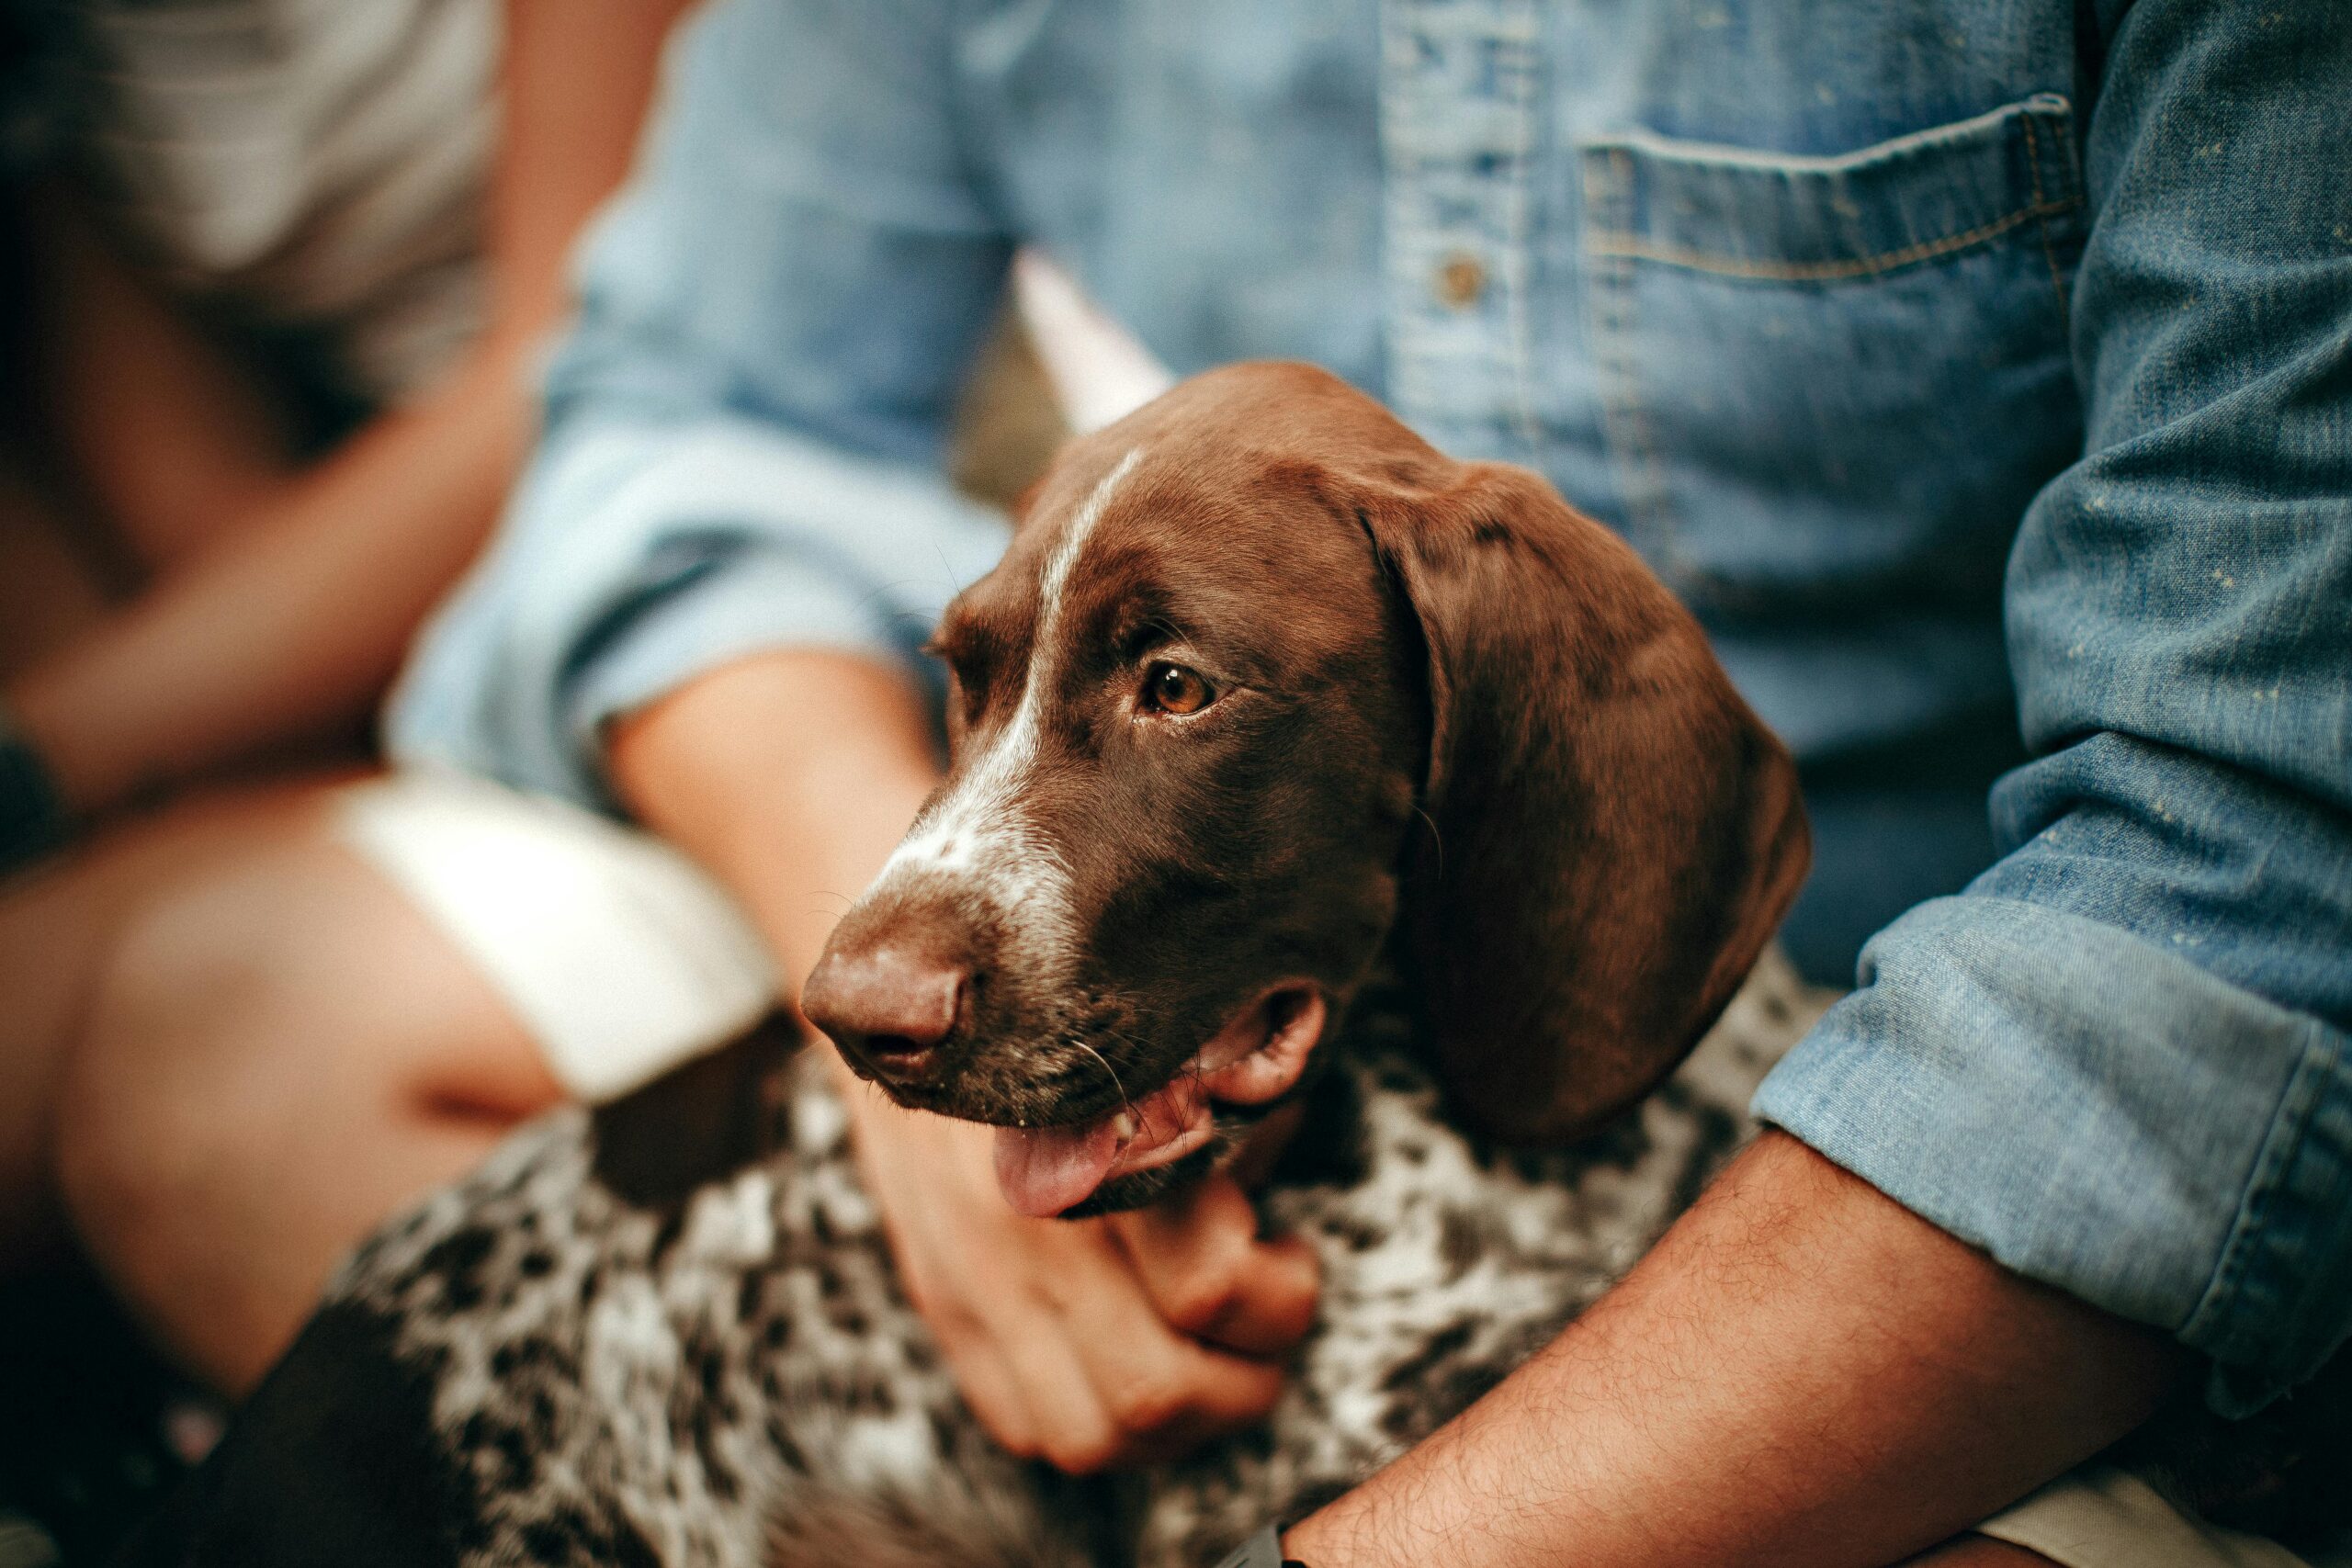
1069;1038;1136;1126
1414;806;1446;876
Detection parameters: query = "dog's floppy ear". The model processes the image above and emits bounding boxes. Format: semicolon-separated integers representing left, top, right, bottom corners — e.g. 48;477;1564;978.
1360;460;1808;1144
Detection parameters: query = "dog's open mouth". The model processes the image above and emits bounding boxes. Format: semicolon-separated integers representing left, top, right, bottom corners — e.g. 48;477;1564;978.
991;984;1327;1218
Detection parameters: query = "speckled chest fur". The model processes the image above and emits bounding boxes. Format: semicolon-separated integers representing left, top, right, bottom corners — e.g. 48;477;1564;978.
191;955;1821;1568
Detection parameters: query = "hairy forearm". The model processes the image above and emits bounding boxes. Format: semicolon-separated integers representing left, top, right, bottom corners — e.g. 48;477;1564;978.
1284;1132;2178;1568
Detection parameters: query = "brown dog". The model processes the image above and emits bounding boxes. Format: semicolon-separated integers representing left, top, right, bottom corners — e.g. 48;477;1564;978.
127;362;1832;1568
123;365;2338;1568
805;360;1808;1217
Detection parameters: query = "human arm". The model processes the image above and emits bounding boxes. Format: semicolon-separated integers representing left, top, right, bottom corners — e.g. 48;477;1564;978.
1282;1132;2175;1566
3;0;691;819
1292;0;2352;1559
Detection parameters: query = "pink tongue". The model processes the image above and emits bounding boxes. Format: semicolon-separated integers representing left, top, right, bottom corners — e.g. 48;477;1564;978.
994;1119;1123;1217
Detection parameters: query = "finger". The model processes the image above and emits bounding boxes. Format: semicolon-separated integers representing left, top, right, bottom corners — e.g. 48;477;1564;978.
1047;1252;1293;1467
1001;1331;1122;1474
1112;1178;1321;1357
991;1224;1283;1474
1069;1319;1291;1467
986;1265;1126;1474
935;1325;1042;1460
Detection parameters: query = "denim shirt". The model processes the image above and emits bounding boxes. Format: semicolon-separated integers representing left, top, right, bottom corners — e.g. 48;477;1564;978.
390;0;2352;1415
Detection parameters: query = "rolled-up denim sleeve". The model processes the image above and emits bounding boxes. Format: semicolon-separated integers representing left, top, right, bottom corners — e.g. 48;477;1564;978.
1754;0;2352;1416
387;0;1012;805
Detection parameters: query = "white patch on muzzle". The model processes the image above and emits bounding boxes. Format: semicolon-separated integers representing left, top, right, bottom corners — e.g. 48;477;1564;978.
870;448;1144;962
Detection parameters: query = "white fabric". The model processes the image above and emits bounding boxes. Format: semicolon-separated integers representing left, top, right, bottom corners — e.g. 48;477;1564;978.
1980;1464;2341;1568
334;771;776;1103
1010;247;1173;434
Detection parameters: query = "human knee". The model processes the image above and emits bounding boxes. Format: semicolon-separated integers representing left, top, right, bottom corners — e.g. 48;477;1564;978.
52;840;555;1240
52;871;289;1247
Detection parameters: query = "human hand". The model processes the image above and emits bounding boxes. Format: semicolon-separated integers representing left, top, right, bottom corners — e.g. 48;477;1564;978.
840;1082;1320;1472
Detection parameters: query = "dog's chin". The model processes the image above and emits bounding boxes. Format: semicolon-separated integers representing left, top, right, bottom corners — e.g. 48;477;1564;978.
978;983;1329;1219
1055;1143;1225;1219
1057;1093;1315;1217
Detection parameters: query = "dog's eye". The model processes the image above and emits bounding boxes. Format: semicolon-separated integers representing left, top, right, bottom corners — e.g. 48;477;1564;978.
1140;661;1215;716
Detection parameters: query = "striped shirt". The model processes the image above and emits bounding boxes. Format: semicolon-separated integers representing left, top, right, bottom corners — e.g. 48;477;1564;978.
39;0;499;402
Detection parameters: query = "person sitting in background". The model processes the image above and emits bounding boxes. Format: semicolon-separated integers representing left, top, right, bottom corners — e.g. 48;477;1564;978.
0;0;687;1357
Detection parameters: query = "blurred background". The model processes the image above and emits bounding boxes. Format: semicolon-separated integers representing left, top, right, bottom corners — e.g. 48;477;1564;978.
0;4;900;1557
0;0;1116;1551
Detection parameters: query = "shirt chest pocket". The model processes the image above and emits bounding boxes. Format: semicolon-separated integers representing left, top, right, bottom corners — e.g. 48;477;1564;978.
1577;95;2085;615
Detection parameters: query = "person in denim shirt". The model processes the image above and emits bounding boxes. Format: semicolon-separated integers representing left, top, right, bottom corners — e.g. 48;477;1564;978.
36;0;2352;1560
379;0;2350;1556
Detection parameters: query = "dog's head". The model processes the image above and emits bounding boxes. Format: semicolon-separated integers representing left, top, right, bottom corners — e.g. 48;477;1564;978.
801;363;1807;1217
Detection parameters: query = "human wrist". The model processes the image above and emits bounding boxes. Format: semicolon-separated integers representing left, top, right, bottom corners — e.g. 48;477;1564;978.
0;698;72;875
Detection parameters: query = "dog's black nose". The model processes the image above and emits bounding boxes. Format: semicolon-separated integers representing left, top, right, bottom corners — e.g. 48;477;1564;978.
802;945;967;1086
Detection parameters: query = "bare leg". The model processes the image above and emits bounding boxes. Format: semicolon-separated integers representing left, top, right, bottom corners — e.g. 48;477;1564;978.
0;776;357;1263
4;778;561;1393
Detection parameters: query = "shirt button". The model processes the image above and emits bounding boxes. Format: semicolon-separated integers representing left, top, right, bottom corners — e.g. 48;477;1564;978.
1433;253;1487;309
